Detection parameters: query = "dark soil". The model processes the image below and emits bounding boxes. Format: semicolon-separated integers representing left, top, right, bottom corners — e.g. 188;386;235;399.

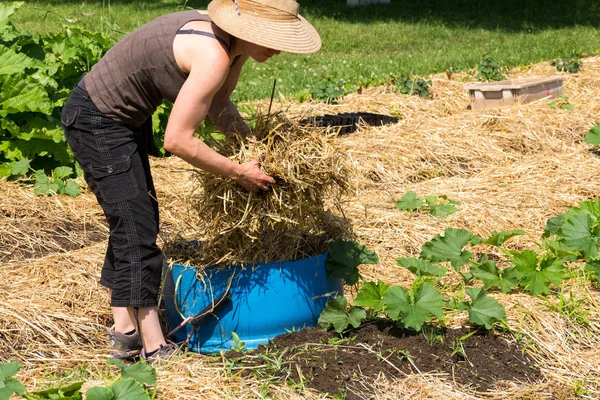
226;322;541;399
162;238;203;262
300;112;399;135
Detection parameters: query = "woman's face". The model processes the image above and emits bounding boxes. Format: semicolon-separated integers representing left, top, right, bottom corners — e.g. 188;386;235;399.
246;42;281;63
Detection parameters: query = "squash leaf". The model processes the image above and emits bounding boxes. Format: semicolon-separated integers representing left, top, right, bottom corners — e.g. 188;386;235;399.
396;257;447;277
465;287;507;329
420;228;478;270
383;282;444;331
354;281;389;312
318;296;366;333
326;240;379;285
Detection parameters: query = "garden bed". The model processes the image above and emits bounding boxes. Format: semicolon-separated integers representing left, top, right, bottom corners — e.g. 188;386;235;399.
224;323;541;398
3;57;600;399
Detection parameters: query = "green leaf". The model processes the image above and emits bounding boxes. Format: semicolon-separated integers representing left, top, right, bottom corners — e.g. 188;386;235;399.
34;170;52;195
510;249;538;270
383;282;444;331
469;255;519;293
0;75;53;116
0;378;26;400
396;257;447;277
10;158;30;176
0;142;18;161
85;386;115;400
0;141;21;161
318;296;366;333
28;381;83;399
584;124;600;145
354;281;389;312
0;44;37;75
113;361;156;387
54;176;65;192
59;381;85;397
557;211;599;260
465;287;506;329
18;118;66;144
538;257;568;287
348;306;366;329
585;260;600;280
546;199;600;239
469;257;499;284
0;362;20;377
481;229;526;246
53;166;73;180
511;250;566;296
49;182;60;193
420;228;477;270
318;296;349;333
382;285;409;321
428;203;458;218
1;138;72;166
410;282;445;319
396;191;423;212
0;362;25;400
17;117;68;143
447;285;469;311
0;2;23;27
106;358;127;370
497;266;520;293
0;162;11;177
110;378;150;400
326;240;379;285
423;195;437;207
63;179;81;197
543;239;580;261
543;214;567;238
423;195;460;218
578;198;600;219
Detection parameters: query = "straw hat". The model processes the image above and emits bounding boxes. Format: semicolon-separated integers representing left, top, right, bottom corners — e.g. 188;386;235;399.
207;0;321;54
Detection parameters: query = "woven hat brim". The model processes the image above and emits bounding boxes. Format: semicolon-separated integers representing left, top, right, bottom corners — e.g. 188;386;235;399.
208;0;321;54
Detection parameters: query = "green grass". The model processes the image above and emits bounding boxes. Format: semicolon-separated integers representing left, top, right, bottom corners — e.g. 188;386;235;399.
12;0;600;101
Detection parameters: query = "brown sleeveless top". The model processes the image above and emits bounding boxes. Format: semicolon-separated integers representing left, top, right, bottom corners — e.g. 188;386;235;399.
84;10;211;127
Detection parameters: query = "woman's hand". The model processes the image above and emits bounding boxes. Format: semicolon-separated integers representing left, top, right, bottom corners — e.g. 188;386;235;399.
233;159;276;192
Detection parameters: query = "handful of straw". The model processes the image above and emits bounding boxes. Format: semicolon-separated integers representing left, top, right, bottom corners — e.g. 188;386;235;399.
176;110;353;268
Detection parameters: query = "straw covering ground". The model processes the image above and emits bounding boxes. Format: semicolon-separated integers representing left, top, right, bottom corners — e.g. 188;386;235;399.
2;57;600;398
169;111;352;268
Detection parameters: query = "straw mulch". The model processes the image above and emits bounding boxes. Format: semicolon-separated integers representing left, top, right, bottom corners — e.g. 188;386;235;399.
2;56;600;399
0;181;108;263
166;111;353;268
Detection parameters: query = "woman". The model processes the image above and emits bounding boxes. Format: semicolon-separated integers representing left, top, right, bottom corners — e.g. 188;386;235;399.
61;0;321;363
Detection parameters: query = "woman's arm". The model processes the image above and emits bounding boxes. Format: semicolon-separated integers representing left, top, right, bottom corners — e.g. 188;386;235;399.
164;47;273;191
208;54;251;136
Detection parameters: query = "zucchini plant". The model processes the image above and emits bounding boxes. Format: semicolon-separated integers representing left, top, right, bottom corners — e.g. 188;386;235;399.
0;359;157;400
320;196;600;336
396;191;460;218
320;237;508;333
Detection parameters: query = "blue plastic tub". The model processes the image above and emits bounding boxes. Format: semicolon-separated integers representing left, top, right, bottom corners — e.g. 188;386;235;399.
163;253;342;353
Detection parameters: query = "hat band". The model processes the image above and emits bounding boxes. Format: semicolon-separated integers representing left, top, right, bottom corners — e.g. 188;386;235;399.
243;0;299;17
